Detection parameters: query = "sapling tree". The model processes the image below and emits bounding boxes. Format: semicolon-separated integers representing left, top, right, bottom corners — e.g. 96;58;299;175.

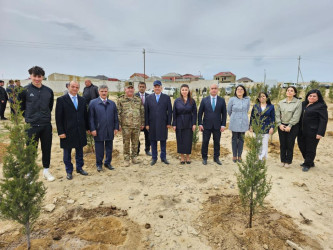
236;108;272;228
0;94;46;249
192;93;200;149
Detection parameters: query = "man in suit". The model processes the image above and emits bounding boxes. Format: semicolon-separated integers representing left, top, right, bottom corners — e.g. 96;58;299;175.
198;83;227;165
83;79;99;105
145;80;172;166
55;81;89;180
135;81;151;156
89;85;119;172
0;80;8;120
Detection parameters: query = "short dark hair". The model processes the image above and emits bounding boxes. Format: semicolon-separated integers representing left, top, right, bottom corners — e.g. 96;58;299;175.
234;85;247;98
0;80;4;83
256;92;272;105
286;86;298;98
28;66;45;76
138;81;146;86
305;89;326;105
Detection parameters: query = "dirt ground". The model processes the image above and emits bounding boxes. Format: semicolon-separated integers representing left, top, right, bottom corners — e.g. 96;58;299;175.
0;95;332;249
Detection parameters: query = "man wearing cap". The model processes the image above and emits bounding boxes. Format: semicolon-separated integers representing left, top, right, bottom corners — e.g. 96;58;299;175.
145;80;172;165
135;81;151;156
117;81;145;167
0;80;8;120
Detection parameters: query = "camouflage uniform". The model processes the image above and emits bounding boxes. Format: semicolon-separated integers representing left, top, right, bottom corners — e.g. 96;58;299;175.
117;88;144;161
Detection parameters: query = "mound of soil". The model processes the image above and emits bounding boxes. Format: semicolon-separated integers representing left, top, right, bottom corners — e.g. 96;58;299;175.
1;206;143;250
167;141;230;160
197;194;321;249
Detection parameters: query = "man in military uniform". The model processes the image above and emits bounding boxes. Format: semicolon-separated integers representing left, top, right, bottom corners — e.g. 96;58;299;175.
117;81;145;167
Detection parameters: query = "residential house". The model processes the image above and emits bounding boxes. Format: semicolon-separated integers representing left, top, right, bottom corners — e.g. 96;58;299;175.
214;72;236;83
162;72;182;81
237;77;254;83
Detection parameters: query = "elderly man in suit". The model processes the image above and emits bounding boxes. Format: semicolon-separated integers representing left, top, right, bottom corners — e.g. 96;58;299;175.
89;85;119;172
55;81;89;180
135;81;151;156
198;83;227;165
145;80;172;166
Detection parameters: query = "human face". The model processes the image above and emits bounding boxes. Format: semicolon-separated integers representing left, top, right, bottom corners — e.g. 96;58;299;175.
181;87;189;99
99;88;108;99
68;82;80;96
85;80;92;87
236;87;245;98
0;82;4;87
286;87;296;98
138;84;146;93
125;86;134;97
209;84;218;96
308;93;318;104
30;74;43;87
154;85;162;95
259;93;267;104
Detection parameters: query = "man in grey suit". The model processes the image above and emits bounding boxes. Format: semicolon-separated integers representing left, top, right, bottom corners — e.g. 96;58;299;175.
135;81;151;156
198;83;227;165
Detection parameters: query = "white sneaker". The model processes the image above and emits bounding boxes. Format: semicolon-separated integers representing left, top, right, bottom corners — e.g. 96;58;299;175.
284;164;290;169
43;171;55;182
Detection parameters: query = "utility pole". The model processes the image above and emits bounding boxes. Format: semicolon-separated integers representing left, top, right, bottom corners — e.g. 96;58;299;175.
297;55;301;84
143;48;146;84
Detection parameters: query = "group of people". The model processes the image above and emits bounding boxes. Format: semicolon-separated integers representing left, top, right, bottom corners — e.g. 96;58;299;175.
0;79;24;119
1;65;328;182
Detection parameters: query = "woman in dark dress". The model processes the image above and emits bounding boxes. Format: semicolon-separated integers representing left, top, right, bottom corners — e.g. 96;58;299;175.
172;84;197;164
298;89;328;172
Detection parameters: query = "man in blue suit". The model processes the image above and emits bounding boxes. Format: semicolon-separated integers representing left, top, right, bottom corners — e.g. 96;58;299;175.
89;85;119;172
198;83;227;165
145;80;172;166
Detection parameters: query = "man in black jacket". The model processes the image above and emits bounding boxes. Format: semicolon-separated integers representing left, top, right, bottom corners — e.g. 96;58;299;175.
83;80;99;105
135;81;151;156
56;81;89;180
0;80;8;120
18;66;55;182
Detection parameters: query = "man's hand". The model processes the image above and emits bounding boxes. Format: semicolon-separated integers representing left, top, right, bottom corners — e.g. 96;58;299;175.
192;125;196;132
173;126;176;131
269;128;274;135
59;134;66;138
279;125;285;131
146;125;149;131
140;125;144;130
118;126;122;132
316;134;322;139
284;126;291;132
199;125;204;131
91;130;97;136
167;125;171;128
249;127;253;132
220;126;225;132
114;130;118;135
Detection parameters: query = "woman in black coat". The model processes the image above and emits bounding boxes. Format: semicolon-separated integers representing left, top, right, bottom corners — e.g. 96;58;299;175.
172;84;197;164
298;89;328;172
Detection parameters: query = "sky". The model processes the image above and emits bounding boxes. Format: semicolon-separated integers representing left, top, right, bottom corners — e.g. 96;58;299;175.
1;0;333;82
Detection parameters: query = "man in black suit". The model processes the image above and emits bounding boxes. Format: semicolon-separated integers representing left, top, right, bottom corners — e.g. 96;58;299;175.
0;80;8;120
198;83;227;165
55;81;90;180
145;80;172;165
135;81;151;156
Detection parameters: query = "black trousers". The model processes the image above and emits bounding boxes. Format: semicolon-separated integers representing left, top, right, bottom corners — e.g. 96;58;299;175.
27;124;52;168
0;100;7;118
201;128;221;160
278;124;299;164
138;127;150;154
297;134;319;167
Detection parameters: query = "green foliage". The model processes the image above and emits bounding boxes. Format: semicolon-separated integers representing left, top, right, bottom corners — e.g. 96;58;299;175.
86;132;95;153
309;80;320;89
0;94;46;249
269;84;281;102
236;108;272;228
173;88;180;99
219;87;226;97
329;86;333;103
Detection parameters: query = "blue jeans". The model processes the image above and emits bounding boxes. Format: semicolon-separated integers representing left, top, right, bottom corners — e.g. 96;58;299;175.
95;140;113;166
63;147;84;173
150;140;166;161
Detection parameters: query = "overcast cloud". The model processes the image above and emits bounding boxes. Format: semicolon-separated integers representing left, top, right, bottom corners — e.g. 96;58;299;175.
1;0;333;82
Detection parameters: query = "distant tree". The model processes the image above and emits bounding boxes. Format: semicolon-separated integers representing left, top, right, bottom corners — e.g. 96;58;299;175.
173;88;180;99
329;85;333;103
219;87;226;97
236;109;272;228
0;93;46;249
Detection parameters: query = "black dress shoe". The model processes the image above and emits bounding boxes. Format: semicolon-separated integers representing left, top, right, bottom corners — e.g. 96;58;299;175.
214;158;222;165
97;165;103;172
300;163;304;167
104;164;115;170
76;169;88;175
161;159;170;164
66;173;73;180
151;159;157;166
1;117;8;120
202;159;207;165
145;151;152;156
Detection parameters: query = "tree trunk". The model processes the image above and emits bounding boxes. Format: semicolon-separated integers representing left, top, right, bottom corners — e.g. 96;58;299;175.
249;187;254;228
25;221;31;250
